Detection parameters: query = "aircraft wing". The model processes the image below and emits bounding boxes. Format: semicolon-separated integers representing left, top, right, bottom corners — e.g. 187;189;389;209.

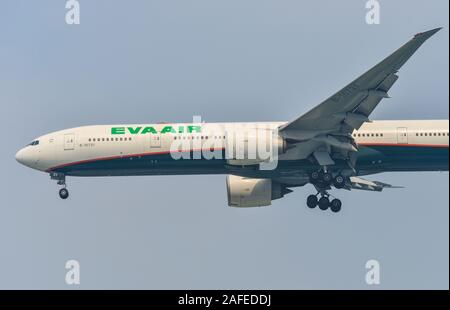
280;28;442;138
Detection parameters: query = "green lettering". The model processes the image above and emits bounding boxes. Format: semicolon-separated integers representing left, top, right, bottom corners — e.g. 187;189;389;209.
141;126;157;134
188;125;201;133
111;127;125;135
161;126;176;134
127;127;142;134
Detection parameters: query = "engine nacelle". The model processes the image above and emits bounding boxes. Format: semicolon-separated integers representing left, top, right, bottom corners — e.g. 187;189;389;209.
226;131;287;166
226;175;290;207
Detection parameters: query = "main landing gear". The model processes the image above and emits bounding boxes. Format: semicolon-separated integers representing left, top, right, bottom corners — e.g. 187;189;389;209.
50;172;69;200
306;170;346;213
306;193;342;213
309;170;346;189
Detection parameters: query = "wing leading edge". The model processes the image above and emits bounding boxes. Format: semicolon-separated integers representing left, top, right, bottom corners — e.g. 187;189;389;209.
280;28;442;137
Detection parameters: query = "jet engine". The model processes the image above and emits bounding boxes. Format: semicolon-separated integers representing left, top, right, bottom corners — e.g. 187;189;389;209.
226;130;287;166
226;175;291;207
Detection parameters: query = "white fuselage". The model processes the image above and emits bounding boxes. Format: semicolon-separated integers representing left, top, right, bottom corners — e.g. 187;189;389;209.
15;120;449;176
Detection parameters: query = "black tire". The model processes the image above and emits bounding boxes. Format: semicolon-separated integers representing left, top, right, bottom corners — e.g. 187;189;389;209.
318;196;330;210
306;195;318;209
330;199;342;213
334;175;345;189
322;172;333;183
310;171;320;183
59;188;69;200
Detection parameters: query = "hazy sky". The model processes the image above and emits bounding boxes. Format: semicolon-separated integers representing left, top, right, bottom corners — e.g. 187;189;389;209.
0;0;448;289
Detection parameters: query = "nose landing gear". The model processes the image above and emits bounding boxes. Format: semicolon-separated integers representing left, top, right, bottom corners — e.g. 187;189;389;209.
59;188;69;199
50;172;69;200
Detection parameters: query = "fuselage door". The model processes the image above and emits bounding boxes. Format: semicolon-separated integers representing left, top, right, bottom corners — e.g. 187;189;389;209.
397;127;408;144
64;133;76;150
150;134;161;148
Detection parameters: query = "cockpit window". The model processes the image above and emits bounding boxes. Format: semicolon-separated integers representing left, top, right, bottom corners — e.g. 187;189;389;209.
28;140;39;146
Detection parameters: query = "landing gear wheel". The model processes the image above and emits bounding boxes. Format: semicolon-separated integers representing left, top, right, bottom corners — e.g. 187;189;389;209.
330;199;342;213
333;175;345;189
310;171;320;183
318;196;330;210
322;172;333;183
306;195;318;209
59;188;69;200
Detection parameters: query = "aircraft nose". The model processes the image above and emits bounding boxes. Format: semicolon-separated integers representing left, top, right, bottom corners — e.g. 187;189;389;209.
15;148;25;164
15;147;37;168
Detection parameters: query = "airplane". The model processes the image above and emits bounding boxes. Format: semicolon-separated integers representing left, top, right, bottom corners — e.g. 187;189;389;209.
15;28;449;212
